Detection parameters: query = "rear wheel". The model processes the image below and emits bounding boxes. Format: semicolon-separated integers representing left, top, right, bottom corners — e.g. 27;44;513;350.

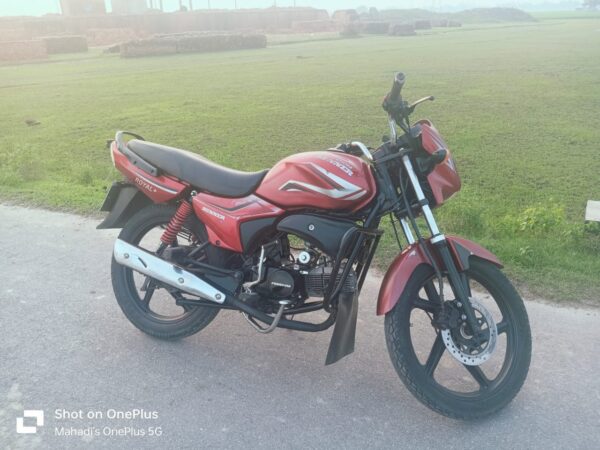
384;258;531;420
111;204;223;340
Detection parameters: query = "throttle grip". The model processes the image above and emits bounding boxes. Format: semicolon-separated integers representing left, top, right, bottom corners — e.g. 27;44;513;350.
388;72;406;103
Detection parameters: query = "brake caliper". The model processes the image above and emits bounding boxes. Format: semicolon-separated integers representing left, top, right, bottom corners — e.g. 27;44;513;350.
431;300;461;330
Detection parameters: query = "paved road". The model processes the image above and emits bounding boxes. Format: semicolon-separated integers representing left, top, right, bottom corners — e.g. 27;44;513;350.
1;204;599;449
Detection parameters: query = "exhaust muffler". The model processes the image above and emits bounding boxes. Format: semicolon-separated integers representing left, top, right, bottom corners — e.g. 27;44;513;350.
113;239;225;304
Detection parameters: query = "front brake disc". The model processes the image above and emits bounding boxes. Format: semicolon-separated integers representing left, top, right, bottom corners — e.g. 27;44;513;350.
440;298;498;366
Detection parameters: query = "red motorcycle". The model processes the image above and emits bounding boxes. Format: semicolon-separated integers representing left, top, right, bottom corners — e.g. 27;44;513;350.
99;73;531;419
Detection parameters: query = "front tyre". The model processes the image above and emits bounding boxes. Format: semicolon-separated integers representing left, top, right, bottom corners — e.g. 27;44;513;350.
384;258;532;420
111;204;221;340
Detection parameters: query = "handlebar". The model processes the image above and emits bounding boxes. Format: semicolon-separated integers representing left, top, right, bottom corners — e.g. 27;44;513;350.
388;72;406;103
382;71;435;141
383;72;406;119
383;72;434;121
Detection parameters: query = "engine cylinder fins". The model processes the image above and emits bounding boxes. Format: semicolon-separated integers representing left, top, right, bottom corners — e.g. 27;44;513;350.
305;266;357;298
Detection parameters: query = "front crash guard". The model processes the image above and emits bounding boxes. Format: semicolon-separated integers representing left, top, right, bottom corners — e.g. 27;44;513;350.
377;236;502;316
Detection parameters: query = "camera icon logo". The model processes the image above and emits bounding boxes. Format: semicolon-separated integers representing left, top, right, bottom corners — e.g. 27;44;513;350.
16;410;44;434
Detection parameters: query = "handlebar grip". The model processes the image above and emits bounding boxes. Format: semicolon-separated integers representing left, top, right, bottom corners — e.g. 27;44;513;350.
388;72;406;103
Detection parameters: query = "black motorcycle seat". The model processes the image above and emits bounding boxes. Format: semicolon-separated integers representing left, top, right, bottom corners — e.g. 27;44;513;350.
127;139;268;198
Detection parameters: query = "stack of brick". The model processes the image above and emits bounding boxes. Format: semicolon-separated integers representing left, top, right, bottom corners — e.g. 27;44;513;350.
361;21;390;34
388;23;416;36
0;28;30;42
0;40;47;62
291;20;339;33
120;33;267;58
86;28;141;47
331;10;359;23
414;20;432;30
43;35;88;54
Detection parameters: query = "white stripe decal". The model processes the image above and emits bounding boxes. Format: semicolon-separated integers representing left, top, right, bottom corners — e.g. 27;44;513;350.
279;163;366;200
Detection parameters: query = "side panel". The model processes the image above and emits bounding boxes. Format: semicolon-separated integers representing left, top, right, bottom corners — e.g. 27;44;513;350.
112;143;188;203
376;236;503;316
192;193;284;253
239;217;279;254
255;151;376;213
276;214;356;257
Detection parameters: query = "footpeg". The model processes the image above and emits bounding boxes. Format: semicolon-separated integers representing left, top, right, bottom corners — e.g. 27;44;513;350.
242;300;291;334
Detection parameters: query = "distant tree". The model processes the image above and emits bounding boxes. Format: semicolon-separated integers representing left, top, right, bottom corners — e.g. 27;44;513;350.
583;0;600;10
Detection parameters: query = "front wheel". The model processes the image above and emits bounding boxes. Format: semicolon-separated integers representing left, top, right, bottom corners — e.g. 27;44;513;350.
385;258;532;420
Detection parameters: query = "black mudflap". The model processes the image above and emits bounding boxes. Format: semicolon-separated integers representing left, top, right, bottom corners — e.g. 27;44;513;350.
325;291;359;365
96;182;151;229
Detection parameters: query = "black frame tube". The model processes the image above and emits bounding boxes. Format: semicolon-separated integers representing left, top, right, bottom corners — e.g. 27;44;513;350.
228;296;336;332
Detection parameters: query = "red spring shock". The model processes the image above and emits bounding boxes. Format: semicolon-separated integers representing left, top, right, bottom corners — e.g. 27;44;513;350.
160;200;193;245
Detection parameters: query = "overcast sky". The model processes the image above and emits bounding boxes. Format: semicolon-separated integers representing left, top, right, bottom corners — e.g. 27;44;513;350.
0;0;580;17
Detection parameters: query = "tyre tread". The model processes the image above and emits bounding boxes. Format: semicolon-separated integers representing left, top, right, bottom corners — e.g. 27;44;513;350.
111;204;220;340
384;258;532;420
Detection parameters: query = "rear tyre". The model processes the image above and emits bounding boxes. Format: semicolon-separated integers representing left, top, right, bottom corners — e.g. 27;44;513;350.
384;258;532;420
111;204;222;340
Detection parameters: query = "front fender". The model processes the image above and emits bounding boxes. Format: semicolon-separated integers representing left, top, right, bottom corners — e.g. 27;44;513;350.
376;236;502;316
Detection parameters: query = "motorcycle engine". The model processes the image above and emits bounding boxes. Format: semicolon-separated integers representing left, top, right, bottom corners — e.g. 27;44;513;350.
256;268;296;299
248;237;357;307
303;266;357;297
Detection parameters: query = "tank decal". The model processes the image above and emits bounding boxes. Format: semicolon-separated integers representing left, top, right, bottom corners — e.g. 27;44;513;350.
279;163;365;200
256;150;376;212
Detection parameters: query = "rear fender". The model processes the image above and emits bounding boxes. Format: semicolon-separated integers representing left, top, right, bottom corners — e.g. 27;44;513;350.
376;236;502;315
96;182;152;229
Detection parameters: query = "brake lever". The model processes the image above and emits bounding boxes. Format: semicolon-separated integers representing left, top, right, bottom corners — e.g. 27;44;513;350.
407;96;435;114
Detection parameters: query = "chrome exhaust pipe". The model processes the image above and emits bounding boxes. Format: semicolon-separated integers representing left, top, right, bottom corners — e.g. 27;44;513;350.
113;239;225;304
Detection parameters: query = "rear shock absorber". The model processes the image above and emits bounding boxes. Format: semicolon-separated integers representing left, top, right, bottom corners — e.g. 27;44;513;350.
160;200;193;245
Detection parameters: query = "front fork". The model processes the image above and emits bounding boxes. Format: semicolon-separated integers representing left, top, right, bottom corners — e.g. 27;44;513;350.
398;154;481;334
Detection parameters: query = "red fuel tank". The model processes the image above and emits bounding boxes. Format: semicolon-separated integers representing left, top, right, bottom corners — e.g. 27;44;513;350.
255;150;376;213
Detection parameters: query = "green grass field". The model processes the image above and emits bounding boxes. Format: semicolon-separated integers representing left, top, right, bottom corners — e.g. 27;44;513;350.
1;16;599;304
